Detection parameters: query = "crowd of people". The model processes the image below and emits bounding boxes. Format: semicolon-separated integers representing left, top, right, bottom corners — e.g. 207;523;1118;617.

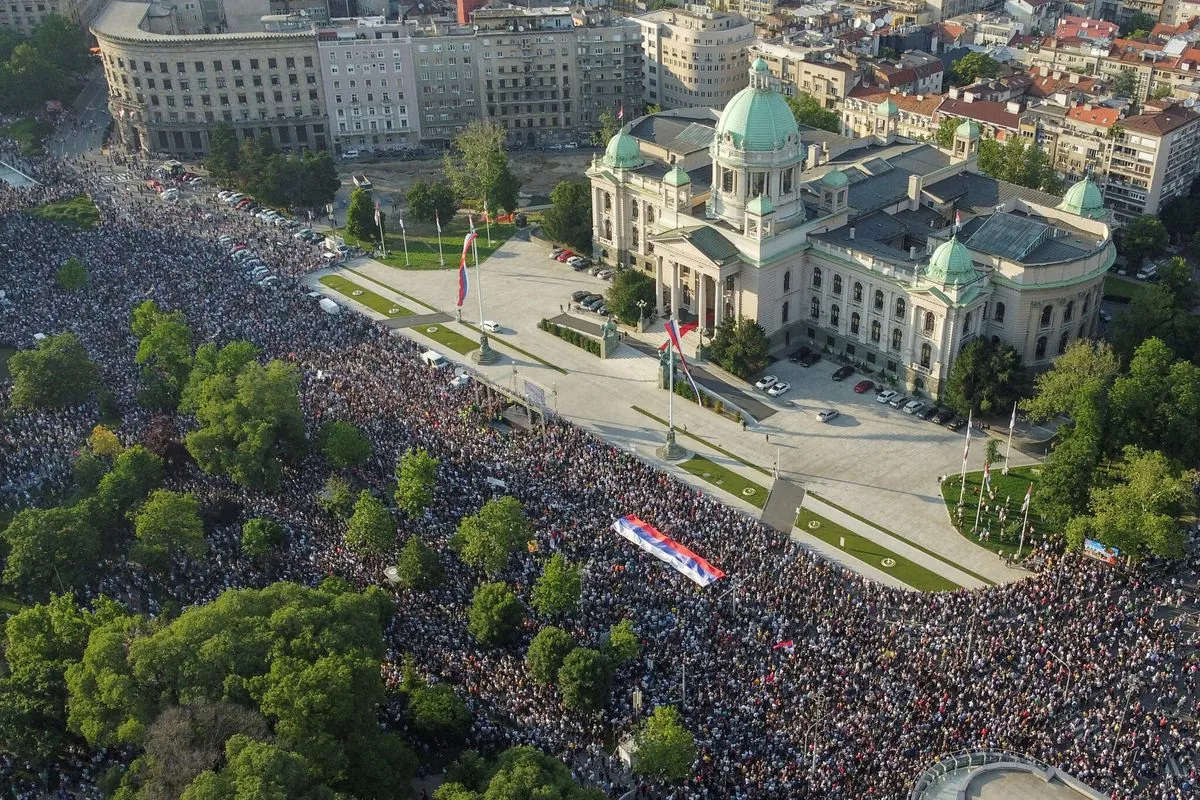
1;134;1198;800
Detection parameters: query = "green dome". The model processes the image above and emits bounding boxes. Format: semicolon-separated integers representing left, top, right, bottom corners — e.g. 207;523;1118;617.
602;129;645;169
746;194;775;215
822;169;849;188
956;119;980;138
1058;176;1105;219
877;98;898;116
663;165;691;186
925;235;976;285
714;60;800;153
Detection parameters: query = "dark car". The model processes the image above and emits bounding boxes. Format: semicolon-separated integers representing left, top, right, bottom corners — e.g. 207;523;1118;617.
933;408;955;424
788;346;812;363
832;365;854;381
946;416;967;431
919;405;938;420
799;352;821;367
571;290;591;302
581;294;605;310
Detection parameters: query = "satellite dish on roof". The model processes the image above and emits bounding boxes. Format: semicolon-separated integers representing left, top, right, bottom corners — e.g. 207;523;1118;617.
865;21;875;31
883;11;893;23
824;52;833;59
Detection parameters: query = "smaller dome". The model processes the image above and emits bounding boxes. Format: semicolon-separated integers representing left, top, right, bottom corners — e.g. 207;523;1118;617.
956;119;980;139
925;235;976;285
1058;176;1106;220
822;169;849;188
602;130;645;170
751;56;769;74
877;98;899;116
663;165;691;186
747;194;775;215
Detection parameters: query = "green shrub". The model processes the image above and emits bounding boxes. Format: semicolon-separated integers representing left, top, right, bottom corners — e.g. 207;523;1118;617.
538;319;600;356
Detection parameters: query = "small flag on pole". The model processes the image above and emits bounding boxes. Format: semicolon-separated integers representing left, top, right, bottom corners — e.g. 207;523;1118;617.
664;320;703;404
772;640;795;653
468;211;475;232
963;410;973;462
982;461;992;496
435;210;442;235
1009;402;1017;431
456;231;477;307
374;199;381;227
618;104;624;121
1020;483;1032;514
954;210;963;231
398;216;405;231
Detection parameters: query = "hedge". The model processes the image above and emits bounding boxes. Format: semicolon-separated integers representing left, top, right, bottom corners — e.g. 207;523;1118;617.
671;376;742;424
538;319;601;356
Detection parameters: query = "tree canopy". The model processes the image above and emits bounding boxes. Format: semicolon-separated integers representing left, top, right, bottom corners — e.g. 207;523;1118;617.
406;179;460;226
707;317;769;379
785;92;840;133
1;505;103;601
531;553;582;618
605;269;656;326
0;15;89;115
7;331;97;409
346;187;381;243
589;108;621;147
556;647;613;712
1116;215;1169;269
951;52;1001;85
395;447;440;519
131;300;194;409
467;582;525;646
130;489;207;571
1022;339;1120;422
204;126;339;210
240;517;284;561
526;626;576;684
408;683;471;742
320;420;372;470
446;121;522;213
436;746;605;800
542;180;593;254
454;496;532;575
977;136;1061;193
56;257;88;292
344;490;396;557
633;706;696;783
942;337;1025;415
395;535;443;590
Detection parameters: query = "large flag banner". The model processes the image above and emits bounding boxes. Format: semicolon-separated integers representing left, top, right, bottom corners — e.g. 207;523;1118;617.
612;515;725;587
457;231;477;307
664;320;703;405
1020;483;1032;513
435;210;442;235
657;321;698;351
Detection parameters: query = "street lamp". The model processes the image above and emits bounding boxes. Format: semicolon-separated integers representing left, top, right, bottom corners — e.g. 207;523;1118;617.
636;299;647;330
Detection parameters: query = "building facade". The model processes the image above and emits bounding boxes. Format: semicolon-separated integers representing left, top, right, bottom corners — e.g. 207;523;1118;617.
587;58;1115;396
749;40;860;110
633;5;754;110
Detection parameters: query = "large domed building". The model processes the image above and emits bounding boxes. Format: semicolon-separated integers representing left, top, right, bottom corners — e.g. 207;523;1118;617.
585;58;1115;395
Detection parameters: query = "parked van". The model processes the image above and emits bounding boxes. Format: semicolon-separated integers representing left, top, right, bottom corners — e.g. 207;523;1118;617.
421;350;449;368
1136;262;1159;281
319;298;341;315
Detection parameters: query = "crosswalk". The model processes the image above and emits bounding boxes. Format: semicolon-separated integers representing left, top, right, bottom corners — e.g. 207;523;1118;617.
97;172;134;184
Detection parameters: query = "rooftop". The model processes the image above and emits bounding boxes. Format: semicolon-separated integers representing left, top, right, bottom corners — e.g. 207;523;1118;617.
92;0;311;40
1065;105;1120;126
1120;106;1200;135
936;97;1021;130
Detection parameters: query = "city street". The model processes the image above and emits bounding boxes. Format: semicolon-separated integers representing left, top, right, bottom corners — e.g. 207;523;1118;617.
48;72;111;159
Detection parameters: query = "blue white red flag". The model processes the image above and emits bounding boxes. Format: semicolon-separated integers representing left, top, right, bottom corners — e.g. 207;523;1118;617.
982;460;992;497
772;640;795;653
664;320;703;404
457;231;477;307
657;321;697;351
612;514;725;587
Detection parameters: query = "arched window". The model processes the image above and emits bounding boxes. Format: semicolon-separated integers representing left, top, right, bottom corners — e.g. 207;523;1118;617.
1064;300;1074;323
833;275;842;295
920;342;932;368
871;320;881;343
783;271;791;292
830;304;840;326
924;311;935;333
604;192;612;211
964;312;972;332
853;282;863;303
646;206;655;223
810;297;820;319
994;302;1005;324
812;267;822;289
632;228;639;248
891;328;902;351
1040;305;1053;327
604;219;612;240
851;312;860;334
874;290;884;311
782;301;790;324
895;297;906;319
1058;331;1070;355
1035;336;1048;359
631;203;639;220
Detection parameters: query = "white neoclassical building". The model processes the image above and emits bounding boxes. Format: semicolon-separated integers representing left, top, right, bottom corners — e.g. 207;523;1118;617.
585;58;1116;396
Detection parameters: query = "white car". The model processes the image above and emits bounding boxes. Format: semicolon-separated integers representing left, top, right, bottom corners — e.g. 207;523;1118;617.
224;193;245;204
217;191;235;202
218;234;233;245
482;320;502;333
817;408;840;423
342;149;360;160
159;188;179;201
903;400;925;415
258;276;279;287
767;381;790;397
188;177;204;186
876;389;898;404
448;374;471;389
755;375;778;390
294;228;312;239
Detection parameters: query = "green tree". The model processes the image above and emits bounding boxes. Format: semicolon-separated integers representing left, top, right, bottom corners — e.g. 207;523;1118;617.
531;553;581;618
439;746;605;800
1;506;103;600
31;15;89;74
88;424;122;459
590;108;622;147
345;186;379;242
344;490;395;557
446;121;522;213
65;613;150;747
8;331;97;409
454;496;532;575
604;619;640;664
605;268;656;325
297;151;341;209
240;517;283;561
408;683;472;742
406;179;460;225
180;735;332;800
951;52;1001;85
1112;70;1138;100
205;123;240;185
708;317;770;379
785;92;840;133
1036;398;1104;530
131;300;194;410
320;420;372;469
394;447;439;519
1023;339;1120;422
1110;258;1200;364
3;43;65;109
1066;446;1196;558
396;535;443;590
542;180;593;253
1121;11;1157;36
556;647;613;712
56;256;88;291
942;337;1025;415
131;490;207;571
976;136;1060;192
94;445;164;523
632;705;696;783
318;473;355;518
1108;338;1200;466
525;626;576;684
934;116;959;148
1117;214;1169;268
467;582;524;646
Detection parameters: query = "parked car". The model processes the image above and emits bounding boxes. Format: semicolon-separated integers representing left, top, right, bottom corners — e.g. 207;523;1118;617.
832;365;854;381
933;408;955;424
572;261;591;271
767;381;791;397
589;265;607;276
598;269;615;280
571;290;592;302
594;305;610;316
902;400;925;415
482;320;502;333
876;389;898;404
555;251;575;262
853;379;874;394
258;276;279;287
224;193;245;204
754;375;778;390
888;394;909;409
817;408;840;423
581;295;605;310
918;405;938;420
946;416;967;431
342;149;360;160
217;191;235;202
294;228;312;239
788;346;811;363
550;247;566;259
799;352;821;367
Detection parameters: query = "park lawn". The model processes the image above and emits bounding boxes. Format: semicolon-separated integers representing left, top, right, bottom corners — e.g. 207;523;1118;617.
939;463;1046;559
796;507;961;592
1103;275;1146;302
0;118;51;155
420;323;479;355
679;454;768;509
27;195;101;229
318;274;414;318
352;217;517;270
0;346;14;382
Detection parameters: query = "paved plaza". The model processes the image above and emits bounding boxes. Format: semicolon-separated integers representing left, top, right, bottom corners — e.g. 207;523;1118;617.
310;232;1031;586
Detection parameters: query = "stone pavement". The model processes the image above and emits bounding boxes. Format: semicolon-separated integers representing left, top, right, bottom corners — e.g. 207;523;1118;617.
304;234;1030;585
761;477;806;533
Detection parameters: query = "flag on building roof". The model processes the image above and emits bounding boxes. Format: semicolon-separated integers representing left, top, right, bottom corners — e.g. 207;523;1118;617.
612;514;725;587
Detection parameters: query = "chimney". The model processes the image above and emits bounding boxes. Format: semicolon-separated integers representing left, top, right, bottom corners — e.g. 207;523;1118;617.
849;226;856;239
808;143;822;166
950;86;961;99
1069;72;1080;83
1006;100;1022;113
908;173;924;211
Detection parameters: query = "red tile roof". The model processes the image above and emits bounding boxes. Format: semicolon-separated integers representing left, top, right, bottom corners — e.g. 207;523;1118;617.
846;86;943;116
1065;105;1120;126
1055;15;1118;40
936;97;1021;129
1120;106;1200;135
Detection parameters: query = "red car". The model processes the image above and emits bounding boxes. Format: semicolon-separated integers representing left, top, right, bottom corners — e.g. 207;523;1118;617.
555;250;574;262
853;379;875;394
235;198;254;210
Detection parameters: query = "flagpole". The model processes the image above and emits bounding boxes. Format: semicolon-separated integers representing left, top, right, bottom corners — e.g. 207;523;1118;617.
484;200;492;246
1003;402;1016;475
471;216;485;326
973;462;987;532
436;212;445;266
376;206;387;258
1017;490;1030;559
958;409;972;508
399;217;410;266
668;332;675;437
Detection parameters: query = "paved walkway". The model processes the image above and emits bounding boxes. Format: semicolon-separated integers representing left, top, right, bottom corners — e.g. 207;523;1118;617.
761;477;806;533
385;311;451;329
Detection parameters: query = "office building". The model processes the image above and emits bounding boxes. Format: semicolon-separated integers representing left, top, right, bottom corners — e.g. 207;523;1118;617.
633;5;755;109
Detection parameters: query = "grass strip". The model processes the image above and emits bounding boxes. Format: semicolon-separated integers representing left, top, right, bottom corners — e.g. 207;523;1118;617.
27;195;100;228
1103;275;1145;302
343;267;439;312
319;275;414;318
796;507;960;592
679;455;768;509
460;321;568;375
631;405;772;477
348;219;516;271
1;118;51;155
938;464;1045;561
418;323;478;355
0;346;14;382
808;491;997;587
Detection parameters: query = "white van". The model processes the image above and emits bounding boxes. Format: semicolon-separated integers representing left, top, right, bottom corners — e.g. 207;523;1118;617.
1136;262;1159;281
421;350;449;368
319;297;341;315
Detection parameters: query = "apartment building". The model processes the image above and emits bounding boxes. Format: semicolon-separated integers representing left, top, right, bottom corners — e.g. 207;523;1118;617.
870;50;944;94
633;5;755;109
92;0;329;157
1020;100;1119;178
749;40;860;109
318;19;419;154
936;93;1024;139
1;0;105;32
1105;106;1200;221
842;85;942;139
403;29;480;149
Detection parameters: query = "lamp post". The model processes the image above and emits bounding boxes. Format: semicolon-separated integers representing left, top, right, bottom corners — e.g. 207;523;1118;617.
636;299;647;331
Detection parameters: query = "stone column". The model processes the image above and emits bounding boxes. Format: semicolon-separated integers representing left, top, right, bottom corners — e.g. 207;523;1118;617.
698;274;707;332
654;256;665;317
670;263;681;320
714;279;723;329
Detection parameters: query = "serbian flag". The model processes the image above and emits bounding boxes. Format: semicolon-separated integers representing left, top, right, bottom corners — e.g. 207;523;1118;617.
1009;402;1017;432
618;104;624;121
457;231;477;307
772;640;795;653
955;210;963;230
963;410;973;463
374;199;381;227
435;210;442;235
664;319;703;405
657;321;698;351
982;461;993;499
612;514;724;587
1020;483;1032;514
